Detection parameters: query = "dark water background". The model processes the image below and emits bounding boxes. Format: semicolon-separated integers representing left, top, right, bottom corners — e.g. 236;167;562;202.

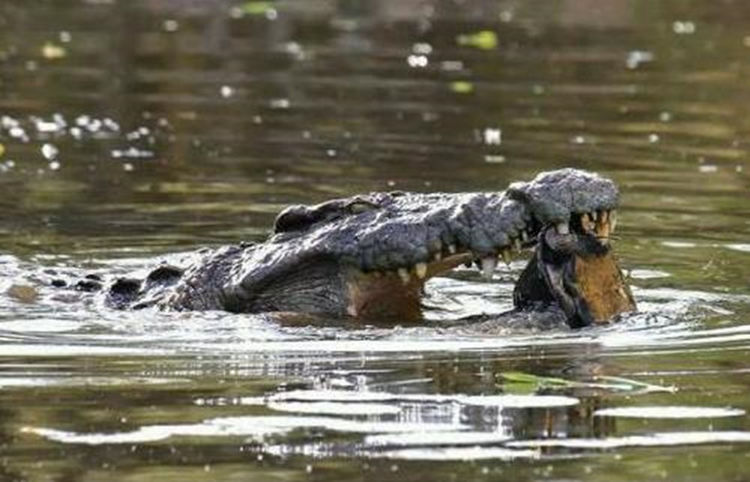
2;0;750;480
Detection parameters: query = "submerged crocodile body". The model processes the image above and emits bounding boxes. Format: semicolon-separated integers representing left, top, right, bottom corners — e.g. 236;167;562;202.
79;168;635;328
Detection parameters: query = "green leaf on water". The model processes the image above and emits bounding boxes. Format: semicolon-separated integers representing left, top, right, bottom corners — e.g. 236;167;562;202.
241;1;274;15
456;30;498;50
450;81;474;94
497;371;676;394
501;371;574;387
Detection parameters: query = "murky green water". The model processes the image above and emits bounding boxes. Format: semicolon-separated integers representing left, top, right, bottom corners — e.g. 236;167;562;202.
2;0;750;480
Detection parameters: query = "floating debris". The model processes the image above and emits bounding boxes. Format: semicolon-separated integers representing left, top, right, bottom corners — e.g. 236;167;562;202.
163;19;179;32
450;80;474;94
111;147;153;159
483;128;502;145
41;42;66;59
407;55;428;68
220;85;234;98
456;30;498;50
673;21;696;34
7;284;39;304
626;50;654;69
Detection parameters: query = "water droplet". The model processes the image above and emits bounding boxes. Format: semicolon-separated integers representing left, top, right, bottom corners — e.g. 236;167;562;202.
649;134;660;143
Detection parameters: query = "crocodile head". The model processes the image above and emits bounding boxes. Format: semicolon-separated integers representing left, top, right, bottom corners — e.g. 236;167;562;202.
209;168;635;327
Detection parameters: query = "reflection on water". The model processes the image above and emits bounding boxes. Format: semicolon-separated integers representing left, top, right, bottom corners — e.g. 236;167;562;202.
2;0;750;480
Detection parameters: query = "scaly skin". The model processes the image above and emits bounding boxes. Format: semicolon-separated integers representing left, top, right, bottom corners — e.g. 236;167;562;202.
100;168;635;328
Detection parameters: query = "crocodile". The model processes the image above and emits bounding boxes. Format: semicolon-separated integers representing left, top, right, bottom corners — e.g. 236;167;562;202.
73;168;635;329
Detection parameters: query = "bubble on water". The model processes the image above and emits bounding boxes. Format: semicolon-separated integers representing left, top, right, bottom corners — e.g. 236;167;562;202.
69;127;83;139
649;133;660;143
326;149;337;157
699;164;717;173
659;111;672;122
123;163;134;172
59;31;72;43
48;161;60;171
9;127;26;140
407;55;428;68
41;143;59;160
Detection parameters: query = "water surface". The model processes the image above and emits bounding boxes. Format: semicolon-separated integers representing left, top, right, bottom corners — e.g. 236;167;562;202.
2;1;750;480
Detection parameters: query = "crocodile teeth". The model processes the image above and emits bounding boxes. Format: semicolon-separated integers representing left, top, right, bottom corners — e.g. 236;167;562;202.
398;268;410;284
415;262;428;279
448;244;457;254
556;222;569;235
500;249;512;266
481;257;497;280
610;209;617;233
